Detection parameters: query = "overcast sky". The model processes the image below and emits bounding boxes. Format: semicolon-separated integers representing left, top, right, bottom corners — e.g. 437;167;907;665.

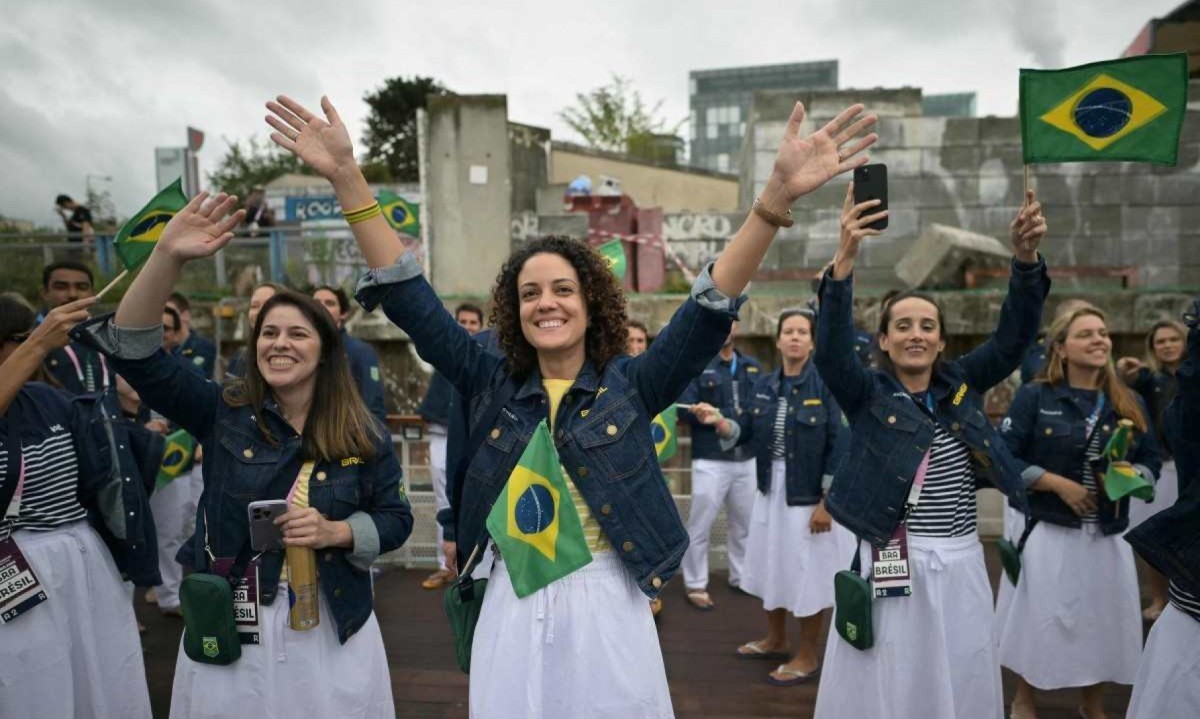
0;0;1182;227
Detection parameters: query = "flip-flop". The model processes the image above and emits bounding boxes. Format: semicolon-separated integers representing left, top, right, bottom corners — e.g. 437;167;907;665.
686;589;714;611
736;640;790;661
766;663;821;686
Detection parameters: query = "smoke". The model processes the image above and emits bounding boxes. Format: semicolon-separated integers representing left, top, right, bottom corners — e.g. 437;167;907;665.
1008;0;1066;68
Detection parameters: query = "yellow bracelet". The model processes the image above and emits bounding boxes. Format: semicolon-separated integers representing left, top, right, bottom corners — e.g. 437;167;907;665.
343;202;382;224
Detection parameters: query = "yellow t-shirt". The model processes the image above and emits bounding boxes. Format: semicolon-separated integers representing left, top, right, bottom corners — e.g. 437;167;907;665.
543;379;610;553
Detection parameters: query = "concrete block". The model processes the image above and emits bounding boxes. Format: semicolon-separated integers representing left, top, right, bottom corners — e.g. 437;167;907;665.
1152;173;1200;204
860;234;915;269
1038;234;1124;268
536;214;588;239
1044;204;1122;239
777;240;809;270
1182;111;1200;143
943;118;981;147
895;223;1012;289
869;148;923;177
925;147;981;175
891;176;971;208
978;117;1021;144
1032;175;1093;207
1123;206;1200;241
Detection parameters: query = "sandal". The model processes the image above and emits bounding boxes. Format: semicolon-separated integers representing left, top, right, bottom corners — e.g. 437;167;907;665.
766;663;821;686
736;640;790;660
686;589;714;611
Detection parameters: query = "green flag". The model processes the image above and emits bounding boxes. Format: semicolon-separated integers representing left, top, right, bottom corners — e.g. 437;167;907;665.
651;405;677;463
378;189;420;237
113;179;189;271
156;429;195;490
597;239;626;281
1100;420;1154;502
1019;54;1188;165
485;420;591;597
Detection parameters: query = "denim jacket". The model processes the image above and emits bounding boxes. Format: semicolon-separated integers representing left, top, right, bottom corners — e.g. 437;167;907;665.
355;253;744;598
1001;381;1161;534
815;257;1050;547
73;319;413;644
740;364;843;506
677;351;761;462
1129;366;1177;460
174;331;217;379
343;330;388;427
417;371;456;427
1126;304;1200;593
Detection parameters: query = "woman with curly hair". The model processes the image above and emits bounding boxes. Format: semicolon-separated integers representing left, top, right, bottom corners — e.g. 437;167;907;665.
262;93;876;717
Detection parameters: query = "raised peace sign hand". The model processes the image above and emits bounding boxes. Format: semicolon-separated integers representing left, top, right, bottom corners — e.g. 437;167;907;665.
769;102;878;204
266;96;356;181
156;192;244;262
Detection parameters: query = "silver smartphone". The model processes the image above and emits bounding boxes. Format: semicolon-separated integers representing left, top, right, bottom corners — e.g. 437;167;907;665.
247;499;289;552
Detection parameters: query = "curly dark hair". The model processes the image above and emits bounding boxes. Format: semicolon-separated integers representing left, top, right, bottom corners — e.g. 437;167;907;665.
490;236;628;378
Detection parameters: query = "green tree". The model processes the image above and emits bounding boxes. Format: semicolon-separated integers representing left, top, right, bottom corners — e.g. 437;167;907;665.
362;76;452;182
559;76;683;161
207;136;311;199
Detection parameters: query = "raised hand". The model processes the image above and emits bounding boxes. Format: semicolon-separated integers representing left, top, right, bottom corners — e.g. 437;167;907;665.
157;192;244;262
28;296;97;354
770;103;878;204
830;183;887;280
1010;189;1046;262
266;96;355;180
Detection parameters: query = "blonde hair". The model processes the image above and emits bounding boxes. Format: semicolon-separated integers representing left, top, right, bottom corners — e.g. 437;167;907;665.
1038;306;1147;433
1144;320;1187;374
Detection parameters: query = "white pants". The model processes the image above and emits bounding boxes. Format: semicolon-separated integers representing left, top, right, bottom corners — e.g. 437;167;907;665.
429;428;450;570
0;522;151;719
681;457;756;590
1126;603;1200;719
150;463;204;609
1128;460;1178;530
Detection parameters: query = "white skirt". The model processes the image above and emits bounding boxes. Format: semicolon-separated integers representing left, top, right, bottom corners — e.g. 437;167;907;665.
814;534;1003;719
1127;460;1179;530
0;522;151;719
170;583;393;718
995;509;1142;688
470;550;673;719
1126;603;1200;719
740;460;857;617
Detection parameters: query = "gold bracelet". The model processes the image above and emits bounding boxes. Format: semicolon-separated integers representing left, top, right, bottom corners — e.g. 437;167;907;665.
752;197;794;228
343;202;382;225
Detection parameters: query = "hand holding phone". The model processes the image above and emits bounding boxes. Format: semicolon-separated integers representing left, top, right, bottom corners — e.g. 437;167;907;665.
247;499;289;551
852;163;888;231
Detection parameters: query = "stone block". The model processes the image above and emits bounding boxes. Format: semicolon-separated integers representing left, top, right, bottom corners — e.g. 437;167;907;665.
1038;234;1124;268
868;148;923;177
860;234;915;269
891;176;970;208
978;117;1021;144
943;118;981;147
925;147;980;175
1182;111;1200;143
1032;175;1093;206
895;223;1012;289
536;214;588;239
1045;204;1122;239
776;239;809;270
1122;206;1200;241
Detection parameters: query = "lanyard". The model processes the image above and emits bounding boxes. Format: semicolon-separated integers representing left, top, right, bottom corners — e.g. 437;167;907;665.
62;345;110;392
1084;393;1106;439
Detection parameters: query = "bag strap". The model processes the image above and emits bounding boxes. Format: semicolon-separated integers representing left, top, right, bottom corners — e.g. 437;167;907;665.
849;541;862;574
1016;517;1038;554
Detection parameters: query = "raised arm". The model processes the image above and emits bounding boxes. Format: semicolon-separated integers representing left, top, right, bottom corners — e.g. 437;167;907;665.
0;297;95;414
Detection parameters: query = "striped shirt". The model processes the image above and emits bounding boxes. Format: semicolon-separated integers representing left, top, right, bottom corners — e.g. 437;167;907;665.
1;430;88;533
770;396;789;459
1169;579;1200;624
906;422;977;537
1074;389;1104;524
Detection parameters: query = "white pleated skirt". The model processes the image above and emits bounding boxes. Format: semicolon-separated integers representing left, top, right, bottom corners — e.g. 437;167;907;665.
1127;460;1178;530
0;522;151;719
995;508;1142;689
814;533;1003;719
741;460;857;618
1126;603;1200;719
469;550;673;719
170;583;393;719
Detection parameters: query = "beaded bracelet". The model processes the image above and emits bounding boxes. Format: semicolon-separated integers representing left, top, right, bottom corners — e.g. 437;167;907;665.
343;202;382;225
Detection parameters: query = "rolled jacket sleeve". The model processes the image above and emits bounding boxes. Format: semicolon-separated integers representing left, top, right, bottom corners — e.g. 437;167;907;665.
354;252;424;312
690;262;746;317
344;511;381;572
76;314;163;360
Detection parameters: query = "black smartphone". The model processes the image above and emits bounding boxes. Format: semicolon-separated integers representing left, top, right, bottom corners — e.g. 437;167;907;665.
853;163;888;231
247;499;289;552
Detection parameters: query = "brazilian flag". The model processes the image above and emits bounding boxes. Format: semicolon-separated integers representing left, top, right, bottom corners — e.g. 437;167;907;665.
597;239;626;281
156;429;195;490
113;179;189;271
1020;54;1188;165
485;420;591;597
651;405;677;463
1100;420;1154;502
378;189;420;237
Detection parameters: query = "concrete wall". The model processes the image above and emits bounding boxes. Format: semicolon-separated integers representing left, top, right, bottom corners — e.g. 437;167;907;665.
426;95;512;295
550;142;739;212
509;122;551;213
740;83;1200;290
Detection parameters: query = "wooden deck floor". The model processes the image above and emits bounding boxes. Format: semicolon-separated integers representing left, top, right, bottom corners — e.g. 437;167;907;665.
137;542;1137;718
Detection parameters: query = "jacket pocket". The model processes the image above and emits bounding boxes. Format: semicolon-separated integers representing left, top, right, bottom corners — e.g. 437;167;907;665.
575;400;649;481
216;429;285;499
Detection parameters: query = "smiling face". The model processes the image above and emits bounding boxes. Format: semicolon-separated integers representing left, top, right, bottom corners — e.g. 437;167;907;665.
255;304;322;394
517;252;588;363
1057;312;1112;371
456;309;483;335
248;285;277;328
777;313;814;365
879;297;945;374
626;325;648;356
1151;325;1185;367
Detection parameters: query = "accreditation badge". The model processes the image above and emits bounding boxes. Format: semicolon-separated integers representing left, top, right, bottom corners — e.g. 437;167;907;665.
211;556;262;644
871;525;913;598
0;537;48;623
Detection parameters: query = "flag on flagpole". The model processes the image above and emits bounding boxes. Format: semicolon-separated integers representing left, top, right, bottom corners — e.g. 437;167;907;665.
378;189;420;237
1019;53;1188;165
112;179;189;271
1100;419;1154;502
485;420;592;597
156;429;195;490
651;405;677;463
597;239;626;281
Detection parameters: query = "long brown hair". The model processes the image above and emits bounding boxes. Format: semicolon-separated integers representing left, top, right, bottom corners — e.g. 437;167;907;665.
223;290;380;460
1144;320;1187;374
1038;306;1147;432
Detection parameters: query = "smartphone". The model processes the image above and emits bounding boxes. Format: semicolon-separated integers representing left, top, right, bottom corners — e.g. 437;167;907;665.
247;499;289;552
853;163;888;231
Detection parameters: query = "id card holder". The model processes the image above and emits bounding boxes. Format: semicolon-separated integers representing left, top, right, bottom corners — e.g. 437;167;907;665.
211;556;263;644
0;537;48;623
871;524;913;598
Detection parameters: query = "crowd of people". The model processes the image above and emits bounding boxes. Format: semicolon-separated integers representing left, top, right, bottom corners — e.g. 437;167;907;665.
0;92;1196;719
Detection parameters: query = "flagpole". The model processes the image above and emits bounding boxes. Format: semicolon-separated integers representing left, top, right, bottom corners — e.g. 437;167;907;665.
1023;164;1031;196
94;269;130;300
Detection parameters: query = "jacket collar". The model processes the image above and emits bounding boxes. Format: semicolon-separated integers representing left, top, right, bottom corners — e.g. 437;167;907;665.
514;358;601;401
767;361;813;393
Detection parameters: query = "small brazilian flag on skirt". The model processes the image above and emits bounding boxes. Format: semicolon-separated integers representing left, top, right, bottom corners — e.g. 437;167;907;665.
485;420;592;597
651;405;677;463
113;178;189;271
1019;53;1188;165
156;429;195;490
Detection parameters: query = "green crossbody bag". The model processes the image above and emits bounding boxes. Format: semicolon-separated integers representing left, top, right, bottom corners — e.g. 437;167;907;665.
443;544;487;674
834;543;873;651
179;513;252;666
997;516;1038;586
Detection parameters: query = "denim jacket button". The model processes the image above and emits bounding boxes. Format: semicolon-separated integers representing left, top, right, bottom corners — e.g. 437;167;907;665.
316;471;327;481
1044;427;1053;435
606;424;617;436
622;541;634;553
243;448;254;458
490;428;501;440
651;576;663;589
951;422;961;431
983;439;990;447
600;504;612;515
577;467;589;478
887;415;897;424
